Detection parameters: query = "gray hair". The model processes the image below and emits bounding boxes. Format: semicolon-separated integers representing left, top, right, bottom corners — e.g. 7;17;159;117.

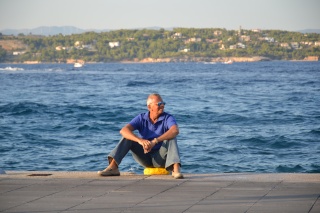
146;93;162;106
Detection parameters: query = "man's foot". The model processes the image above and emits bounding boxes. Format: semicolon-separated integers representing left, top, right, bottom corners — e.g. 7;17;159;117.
172;171;184;179
97;167;120;176
172;163;183;179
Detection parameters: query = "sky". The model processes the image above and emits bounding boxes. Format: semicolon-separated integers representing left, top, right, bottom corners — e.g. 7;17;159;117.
0;0;319;31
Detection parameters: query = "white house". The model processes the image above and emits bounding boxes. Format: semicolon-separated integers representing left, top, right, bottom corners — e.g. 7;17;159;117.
179;48;190;52
237;43;246;49
291;42;300;49
214;30;222;36
173;32;182;39
240;35;251;42
188;38;201;42
264;37;275;43
280;43;291;49
13;51;25;55
109;41;120;48
252;29;262;33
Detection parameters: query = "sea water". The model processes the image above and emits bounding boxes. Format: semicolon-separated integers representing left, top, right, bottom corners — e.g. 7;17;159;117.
0;61;319;174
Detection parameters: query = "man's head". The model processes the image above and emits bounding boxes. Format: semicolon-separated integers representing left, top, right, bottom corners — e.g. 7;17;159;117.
147;93;166;117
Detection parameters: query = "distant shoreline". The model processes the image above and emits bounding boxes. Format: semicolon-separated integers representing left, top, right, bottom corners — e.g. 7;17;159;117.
1;56;319;64
0;56;272;64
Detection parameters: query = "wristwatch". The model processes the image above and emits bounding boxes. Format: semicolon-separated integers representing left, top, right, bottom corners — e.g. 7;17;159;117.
154;138;159;144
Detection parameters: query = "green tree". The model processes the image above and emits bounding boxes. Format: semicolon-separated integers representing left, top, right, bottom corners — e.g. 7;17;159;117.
0;46;7;62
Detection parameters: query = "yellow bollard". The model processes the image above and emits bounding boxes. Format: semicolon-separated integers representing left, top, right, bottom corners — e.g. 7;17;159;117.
144;167;170;175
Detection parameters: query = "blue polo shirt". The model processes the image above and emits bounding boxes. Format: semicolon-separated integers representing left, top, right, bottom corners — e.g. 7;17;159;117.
129;112;177;150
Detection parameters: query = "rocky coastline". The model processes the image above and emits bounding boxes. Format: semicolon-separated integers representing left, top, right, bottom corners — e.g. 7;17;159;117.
20;56;272;64
134;56;271;63
9;56;319;64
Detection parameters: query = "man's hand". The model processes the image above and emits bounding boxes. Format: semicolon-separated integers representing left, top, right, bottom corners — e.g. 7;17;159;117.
141;139;157;153
138;139;152;153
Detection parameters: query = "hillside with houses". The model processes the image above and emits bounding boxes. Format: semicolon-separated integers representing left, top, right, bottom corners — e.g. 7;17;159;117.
0;28;319;63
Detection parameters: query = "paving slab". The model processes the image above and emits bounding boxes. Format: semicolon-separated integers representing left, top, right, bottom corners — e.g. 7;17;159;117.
0;171;319;213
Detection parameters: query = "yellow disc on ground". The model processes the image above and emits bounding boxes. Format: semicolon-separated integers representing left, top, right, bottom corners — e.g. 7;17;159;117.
144;167;170;175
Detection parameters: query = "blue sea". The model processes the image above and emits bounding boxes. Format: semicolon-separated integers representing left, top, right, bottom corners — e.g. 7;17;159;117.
0;61;319;174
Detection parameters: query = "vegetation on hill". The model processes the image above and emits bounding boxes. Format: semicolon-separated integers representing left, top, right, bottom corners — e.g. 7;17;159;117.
0;28;319;63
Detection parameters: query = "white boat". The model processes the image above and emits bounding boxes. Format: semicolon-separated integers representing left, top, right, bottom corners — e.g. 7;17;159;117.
223;60;233;64
74;62;83;68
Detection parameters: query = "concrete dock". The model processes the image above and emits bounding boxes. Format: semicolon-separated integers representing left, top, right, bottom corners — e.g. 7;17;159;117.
0;171;319;213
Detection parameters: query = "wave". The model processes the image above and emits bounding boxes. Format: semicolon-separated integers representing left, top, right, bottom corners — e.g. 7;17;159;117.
126;80;156;87
0;66;24;71
115;68;126;71
60;152;103;161
309;128;320;135
217;113;250;123
300;80;318;86
309;164;320;173
0;102;48;115
240;136;301;149
276;165;305;173
77;124;102;131
0;101;133;124
43;68;65;72
169;77;191;84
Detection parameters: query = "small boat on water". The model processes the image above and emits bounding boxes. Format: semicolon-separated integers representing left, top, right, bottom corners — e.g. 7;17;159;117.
223;60;233;64
74;62;84;68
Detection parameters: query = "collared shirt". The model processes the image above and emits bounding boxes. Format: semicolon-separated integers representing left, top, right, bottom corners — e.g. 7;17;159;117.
129;112;177;150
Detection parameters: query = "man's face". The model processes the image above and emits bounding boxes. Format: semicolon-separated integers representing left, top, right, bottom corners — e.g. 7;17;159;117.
148;96;165;116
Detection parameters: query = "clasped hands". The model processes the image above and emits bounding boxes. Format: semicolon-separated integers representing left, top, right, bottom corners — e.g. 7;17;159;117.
139;139;157;153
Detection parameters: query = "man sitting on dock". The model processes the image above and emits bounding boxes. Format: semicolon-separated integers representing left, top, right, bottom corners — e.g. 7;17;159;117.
98;93;183;179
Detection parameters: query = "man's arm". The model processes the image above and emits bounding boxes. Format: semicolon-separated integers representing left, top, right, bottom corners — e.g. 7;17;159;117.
156;124;179;142
120;124;151;151
145;124;179;153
